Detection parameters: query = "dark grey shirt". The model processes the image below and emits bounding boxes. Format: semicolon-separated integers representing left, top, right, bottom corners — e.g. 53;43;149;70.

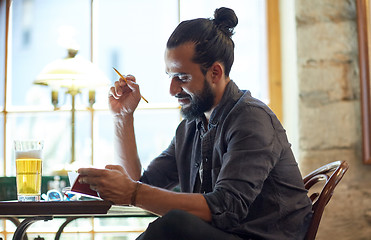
141;81;312;240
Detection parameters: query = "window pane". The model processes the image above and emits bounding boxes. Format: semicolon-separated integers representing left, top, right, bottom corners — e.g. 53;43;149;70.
55;218;93;232
93;109;179;169
10;0;91;107
74;111;93;168
94;216;156;232
5;219;16;232
94;233;141;240
27;217;85;233
93;111;114;167
29;233;91;240
134;109;180;169
95;0;179;106
180;0;268;102
0;218;3;231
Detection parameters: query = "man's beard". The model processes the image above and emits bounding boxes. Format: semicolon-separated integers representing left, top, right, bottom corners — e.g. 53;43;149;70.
179;79;215;120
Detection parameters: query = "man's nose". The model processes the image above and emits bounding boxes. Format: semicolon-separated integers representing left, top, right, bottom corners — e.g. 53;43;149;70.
169;78;182;96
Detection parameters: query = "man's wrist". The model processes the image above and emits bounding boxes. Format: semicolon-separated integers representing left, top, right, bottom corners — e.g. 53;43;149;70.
130;181;142;206
113;113;134;124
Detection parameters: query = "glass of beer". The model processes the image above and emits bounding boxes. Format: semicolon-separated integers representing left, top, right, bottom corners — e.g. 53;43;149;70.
14;140;43;201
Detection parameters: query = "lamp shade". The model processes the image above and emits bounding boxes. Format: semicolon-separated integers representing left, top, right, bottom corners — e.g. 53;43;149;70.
34;50;109;90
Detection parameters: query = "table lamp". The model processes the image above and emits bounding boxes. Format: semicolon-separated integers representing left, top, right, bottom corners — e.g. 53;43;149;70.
34;48;109;170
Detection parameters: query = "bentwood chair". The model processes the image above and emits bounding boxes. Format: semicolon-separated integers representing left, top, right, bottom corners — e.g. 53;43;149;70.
303;160;349;240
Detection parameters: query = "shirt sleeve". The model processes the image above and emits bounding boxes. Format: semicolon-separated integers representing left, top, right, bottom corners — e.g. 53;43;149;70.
140;137;180;190
203;104;284;230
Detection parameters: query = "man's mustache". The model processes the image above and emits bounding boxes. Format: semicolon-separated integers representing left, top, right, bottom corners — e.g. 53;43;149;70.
175;93;191;99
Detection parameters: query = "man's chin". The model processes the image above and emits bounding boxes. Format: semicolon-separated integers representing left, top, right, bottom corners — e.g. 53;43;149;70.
180;106;203;120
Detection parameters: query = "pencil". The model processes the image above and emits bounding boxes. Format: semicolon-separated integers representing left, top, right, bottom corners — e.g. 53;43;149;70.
112;67;149;103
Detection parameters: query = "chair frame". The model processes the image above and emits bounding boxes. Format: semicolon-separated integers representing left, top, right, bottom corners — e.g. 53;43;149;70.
303;160;349;240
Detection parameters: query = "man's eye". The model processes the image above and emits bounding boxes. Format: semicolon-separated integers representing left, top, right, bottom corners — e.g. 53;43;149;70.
177;74;191;82
167;73;192;82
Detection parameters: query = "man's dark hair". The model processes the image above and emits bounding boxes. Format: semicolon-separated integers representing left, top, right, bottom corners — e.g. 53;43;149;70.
167;7;238;76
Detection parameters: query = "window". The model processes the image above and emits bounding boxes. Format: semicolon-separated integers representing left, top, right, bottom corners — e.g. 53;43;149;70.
0;0;269;238
1;0;268;176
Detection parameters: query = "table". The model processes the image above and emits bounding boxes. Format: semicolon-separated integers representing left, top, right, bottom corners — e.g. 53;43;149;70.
0;200;154;240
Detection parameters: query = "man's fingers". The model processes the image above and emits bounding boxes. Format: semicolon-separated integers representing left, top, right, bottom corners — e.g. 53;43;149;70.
115;80;125;95
109;86;119;100
89;184;99;192
126;74;136;82
109;79;140;100
105;164;123;171
78;167;105;177
125;79;139;92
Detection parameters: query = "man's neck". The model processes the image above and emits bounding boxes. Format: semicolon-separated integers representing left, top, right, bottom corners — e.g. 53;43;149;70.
204;77;230;122
204;110;212;122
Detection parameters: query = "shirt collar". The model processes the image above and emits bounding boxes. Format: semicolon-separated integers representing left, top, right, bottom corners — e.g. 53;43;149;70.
210;80;244;123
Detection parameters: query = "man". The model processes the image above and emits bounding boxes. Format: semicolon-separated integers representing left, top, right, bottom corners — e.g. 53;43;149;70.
78;7;313;240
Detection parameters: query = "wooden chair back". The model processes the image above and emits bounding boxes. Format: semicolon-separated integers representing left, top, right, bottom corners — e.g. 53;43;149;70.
303;161;349;240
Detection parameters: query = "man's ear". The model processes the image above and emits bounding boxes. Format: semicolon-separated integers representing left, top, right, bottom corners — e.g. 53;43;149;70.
210;62;224;83
207;62;225;83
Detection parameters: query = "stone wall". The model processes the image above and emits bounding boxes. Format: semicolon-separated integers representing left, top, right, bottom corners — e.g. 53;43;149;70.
296;0;371;239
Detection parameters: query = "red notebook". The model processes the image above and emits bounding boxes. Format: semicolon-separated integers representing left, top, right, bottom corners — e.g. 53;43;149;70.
68;172;101;199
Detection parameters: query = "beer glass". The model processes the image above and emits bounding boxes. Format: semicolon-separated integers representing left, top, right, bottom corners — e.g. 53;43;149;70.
14;140;43;201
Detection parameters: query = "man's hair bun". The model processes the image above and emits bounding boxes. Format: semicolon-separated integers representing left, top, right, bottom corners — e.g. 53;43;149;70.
213;7;238;37
167;7;238;76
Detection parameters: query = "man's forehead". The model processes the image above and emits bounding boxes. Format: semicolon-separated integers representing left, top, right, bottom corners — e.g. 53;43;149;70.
165;43;195;72
165;61;183;74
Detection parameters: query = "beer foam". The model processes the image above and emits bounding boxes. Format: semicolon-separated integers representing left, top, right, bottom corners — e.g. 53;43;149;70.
15;149;42;159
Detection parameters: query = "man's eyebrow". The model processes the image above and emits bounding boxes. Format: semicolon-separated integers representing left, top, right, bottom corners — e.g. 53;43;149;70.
166;72;188;77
